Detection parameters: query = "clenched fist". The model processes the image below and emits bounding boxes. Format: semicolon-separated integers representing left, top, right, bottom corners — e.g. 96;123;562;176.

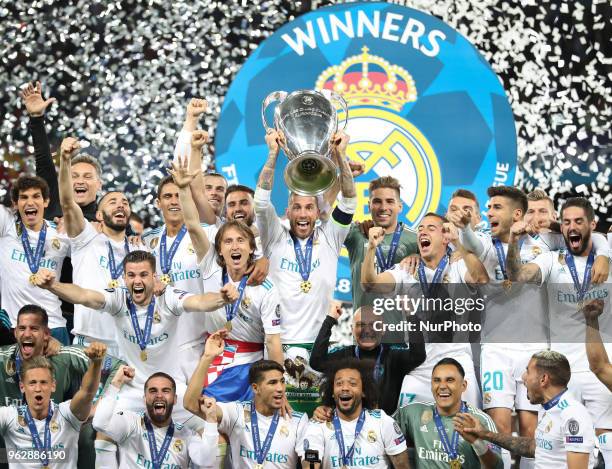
84;342;107;363
60;137;80;162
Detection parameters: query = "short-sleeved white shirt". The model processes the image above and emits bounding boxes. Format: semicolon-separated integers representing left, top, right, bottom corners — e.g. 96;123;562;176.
100;287;192;386
534;391;595;469
218;400;307;468
0;207;70;329
0;401;82;469
299;409;407;469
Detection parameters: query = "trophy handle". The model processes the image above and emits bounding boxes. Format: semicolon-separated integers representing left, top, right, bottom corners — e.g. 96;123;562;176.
321;90;349;131
261;91;288;131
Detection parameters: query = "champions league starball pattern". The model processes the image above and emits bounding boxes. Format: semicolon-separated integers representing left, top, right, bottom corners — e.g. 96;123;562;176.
215;2;517;300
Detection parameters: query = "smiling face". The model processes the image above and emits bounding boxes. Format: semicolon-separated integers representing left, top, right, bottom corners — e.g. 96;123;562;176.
521;359;545;405
204;175;227;216
15;313;49;360
561;206;595;256
124;260;155;305
369;187;402;229
287;194;319;239
156;181;183;225
218;225;254;274
144;376;176;424
71;161;101;206
225;191;255;226
98;192;131;232
20;367;55;415
487;196;522;238
16;187;49;229
431;364;466;414
417;215;448;260
253;369;286;411
333;368;364;417
352;308;382;350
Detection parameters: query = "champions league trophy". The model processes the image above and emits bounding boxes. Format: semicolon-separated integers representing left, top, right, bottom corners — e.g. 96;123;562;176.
261;89;348;196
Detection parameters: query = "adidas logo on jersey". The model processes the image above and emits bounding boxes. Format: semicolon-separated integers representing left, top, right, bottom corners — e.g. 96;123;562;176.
420;424;428;432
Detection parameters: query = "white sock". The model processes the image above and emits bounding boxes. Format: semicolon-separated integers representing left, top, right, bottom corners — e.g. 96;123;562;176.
519;457;535;469
501;448;512;469
94;439;118;469
598;432;612;467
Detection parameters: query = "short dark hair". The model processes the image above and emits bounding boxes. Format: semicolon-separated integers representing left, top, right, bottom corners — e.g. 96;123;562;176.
369;176;401;199
225;184;255;200
487;186;528;215
97;191;129;209
531;351;571;387
144;372;176;393
17;305;48;328
123;250;156;272
11;175;50;203
248;360;285;385
155;175;177;199
214;221;257;269
450;189;480;210
432;357;465;378
320;358;378;410
561;197;594;222
203;172;228;186
20;356;54;382
71;154;102;179
421;212;449;224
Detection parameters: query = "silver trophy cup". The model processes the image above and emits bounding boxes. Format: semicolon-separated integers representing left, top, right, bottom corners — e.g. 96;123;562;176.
261;89;348;196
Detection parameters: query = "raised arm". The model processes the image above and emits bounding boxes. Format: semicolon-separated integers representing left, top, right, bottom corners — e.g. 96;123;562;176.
182;285;238;313
361;227;397;293
184;331;226;423
506;221;543;284
33;268;105;309
309;304;342;372
70;342;107;421
169;153;210;262
58;137;86;237
444;223;488;284
188;125;217;225
92;365;136;442
331;131;356;200
583;300;612;391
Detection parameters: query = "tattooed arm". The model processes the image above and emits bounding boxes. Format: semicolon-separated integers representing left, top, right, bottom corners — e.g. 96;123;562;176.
506;221;543;284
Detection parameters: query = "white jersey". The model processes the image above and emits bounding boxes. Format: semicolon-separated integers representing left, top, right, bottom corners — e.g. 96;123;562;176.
299;409;407;469
387;259;473;364
100;287;192;386
142;223;218;346
218;401;307;468
92;386;216;468
70;220;130;342
0;401;82;469
0;207;70;328
532;250;612;372
534;391;595;469
255;190;350;344
199;249;281;366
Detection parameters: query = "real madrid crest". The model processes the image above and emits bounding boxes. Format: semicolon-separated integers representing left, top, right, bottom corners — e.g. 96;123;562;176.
51;238;61;250
5;359;15;376
50;419;60;433
150;238;160;250
153;309;162;323
187;243;195;255
280;425;289;437
421;409;433;425
532;246;542;256
18;415;26;427
241;296;252;309
367;430;377;443
173;439;184;452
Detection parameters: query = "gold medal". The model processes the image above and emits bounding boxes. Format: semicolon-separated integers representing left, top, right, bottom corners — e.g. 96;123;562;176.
577;300;584;310
502;279;512;291
300;280;312;293
254;464;264;469
140;350;147;361
29;273;37;285
108;279;119;288
450;459;462;469
225;321;233;332
160;273;172;285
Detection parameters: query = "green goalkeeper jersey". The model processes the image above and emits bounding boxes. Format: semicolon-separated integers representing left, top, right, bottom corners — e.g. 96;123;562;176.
393;401;504;469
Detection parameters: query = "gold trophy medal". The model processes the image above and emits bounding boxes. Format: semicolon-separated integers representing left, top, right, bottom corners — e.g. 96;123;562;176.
254;464;264;469
502;279;512;291
300;280;312;293
108;279;120;289
140;350;148;361
450;459;462;469
29;273;38;285
225;320;233;332
159;273;172;285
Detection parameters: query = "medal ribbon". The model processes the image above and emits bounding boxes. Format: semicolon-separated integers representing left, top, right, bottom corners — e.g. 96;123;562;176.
565;250;594;303
332;409;366;467
354;345;384;381
433;401;467;461
160;225;187;275
222;270;248;324
290;233;313;282
107;238;130;281
24;402;53;467
14;350;22;386
144;416;175;469
542;389;567;410
492;238;509;281
20;222;47;274
375;223;403;272
418;254;449;297
127;296;155;352
250;401;280;465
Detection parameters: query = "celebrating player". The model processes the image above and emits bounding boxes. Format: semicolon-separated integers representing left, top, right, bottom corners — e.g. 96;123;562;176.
394;358;502;468
93;365;218;468
0;342;107;468
456;351;595;469
583;299;612;391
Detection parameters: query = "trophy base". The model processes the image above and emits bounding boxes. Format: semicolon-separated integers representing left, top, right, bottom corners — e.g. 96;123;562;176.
285;152;337;197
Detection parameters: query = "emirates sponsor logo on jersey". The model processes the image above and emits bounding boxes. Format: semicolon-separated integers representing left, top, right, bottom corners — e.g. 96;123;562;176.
239;445;289;464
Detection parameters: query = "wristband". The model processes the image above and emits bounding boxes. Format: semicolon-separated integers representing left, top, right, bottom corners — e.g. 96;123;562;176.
472;438;488;456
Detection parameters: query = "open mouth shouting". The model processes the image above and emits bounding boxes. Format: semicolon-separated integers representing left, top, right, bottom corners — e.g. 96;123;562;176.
23;206;39;223
436;388;452;404
131;284;146;302
74;185;89;199
337;392;355;411
152;400;167;417
229;252;243;267
20;339;36;359
33;394;45;406
567;230;583;252
113;209;127;222
418;235;432;253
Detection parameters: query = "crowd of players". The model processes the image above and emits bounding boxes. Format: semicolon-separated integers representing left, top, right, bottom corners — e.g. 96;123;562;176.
0;83;610;468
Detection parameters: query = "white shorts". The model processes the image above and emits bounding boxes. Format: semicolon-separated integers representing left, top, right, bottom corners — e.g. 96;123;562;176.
73;334;122;361
397;353;480;408
569;370;612;430
177;340;205;384
480;345;540;412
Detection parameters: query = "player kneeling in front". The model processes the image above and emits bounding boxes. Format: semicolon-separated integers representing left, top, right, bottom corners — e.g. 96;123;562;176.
93;365;217;468
0;342;107;468
301;357;410;469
